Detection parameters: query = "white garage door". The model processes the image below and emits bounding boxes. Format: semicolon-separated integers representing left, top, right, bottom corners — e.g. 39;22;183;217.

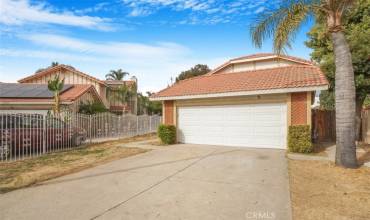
177;103;287;149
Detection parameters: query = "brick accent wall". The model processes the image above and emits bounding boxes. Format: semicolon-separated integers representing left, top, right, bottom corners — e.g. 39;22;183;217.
291;92;308;125
163;100;174;125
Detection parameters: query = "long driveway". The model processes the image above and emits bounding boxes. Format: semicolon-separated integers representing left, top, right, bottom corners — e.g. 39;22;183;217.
0;142;292;220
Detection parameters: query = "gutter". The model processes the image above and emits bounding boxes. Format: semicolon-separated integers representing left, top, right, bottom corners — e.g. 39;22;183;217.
150;85;328;101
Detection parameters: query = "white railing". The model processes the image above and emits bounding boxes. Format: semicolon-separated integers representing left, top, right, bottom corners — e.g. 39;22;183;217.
0;112;161;162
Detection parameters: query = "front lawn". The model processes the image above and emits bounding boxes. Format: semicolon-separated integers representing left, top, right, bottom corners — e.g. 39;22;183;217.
288;160;370;220
0;133;155;193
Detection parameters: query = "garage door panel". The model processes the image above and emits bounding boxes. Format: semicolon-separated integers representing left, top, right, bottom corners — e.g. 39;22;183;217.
177;103;287;149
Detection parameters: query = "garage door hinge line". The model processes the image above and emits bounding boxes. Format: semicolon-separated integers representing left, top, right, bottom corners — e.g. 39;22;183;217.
90;149;218;220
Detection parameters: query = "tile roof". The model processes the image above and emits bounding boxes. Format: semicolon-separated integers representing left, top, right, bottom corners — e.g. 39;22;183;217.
60;84;96;101
151;65;328;99
0;84;100;103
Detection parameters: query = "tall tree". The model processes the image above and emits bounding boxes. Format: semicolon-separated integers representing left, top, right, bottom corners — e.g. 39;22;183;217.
110;82;137;113
305;0;370;139
47;75;65;116
250;0;359;168
105;69;129;80
175;64;211;82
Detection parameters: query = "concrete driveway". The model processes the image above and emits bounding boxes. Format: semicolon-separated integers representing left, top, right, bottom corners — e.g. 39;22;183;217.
0;142;291;220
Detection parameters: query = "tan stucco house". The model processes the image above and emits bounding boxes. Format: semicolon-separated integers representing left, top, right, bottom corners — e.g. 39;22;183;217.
0;65;138;114
150;53;328;149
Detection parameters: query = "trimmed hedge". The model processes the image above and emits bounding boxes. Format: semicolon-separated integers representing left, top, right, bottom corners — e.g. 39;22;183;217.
288;125;313;153
157;124;176;145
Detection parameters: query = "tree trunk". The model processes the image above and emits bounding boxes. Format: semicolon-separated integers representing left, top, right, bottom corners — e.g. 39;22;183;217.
332;31;358;168
356;97;365;141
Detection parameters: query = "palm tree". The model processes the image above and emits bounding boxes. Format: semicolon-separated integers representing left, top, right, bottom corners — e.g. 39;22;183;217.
110;82;137;113
250;0;357;168
48;75;65;116
105;69;129;80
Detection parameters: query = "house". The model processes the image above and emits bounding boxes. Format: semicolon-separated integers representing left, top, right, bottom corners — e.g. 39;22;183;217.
15;64;138;114
105;78;138;114
0;83;102;115
150;53;329;149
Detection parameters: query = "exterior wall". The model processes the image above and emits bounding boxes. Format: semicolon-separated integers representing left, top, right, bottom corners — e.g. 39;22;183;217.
217;59;298;74
290;92;310;125
68;90;98;113
0;109;49;115
164;92;312;127
163;100;174;125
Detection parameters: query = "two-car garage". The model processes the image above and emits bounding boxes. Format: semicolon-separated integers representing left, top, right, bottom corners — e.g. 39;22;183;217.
177;103;287;149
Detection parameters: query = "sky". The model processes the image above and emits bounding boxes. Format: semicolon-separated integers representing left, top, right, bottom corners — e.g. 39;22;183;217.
0;0;314;93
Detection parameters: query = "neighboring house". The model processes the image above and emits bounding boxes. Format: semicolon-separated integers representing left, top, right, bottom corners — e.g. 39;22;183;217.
0;83;102;115
150;53;329;149
16;65;137;114
105;78;138;114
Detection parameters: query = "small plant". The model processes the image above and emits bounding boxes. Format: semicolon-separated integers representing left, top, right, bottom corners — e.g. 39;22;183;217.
78;101;107;115
288;125;313;153
157;124;176;145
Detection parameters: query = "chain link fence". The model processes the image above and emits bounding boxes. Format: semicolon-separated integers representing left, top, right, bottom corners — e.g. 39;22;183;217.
0;112;161;162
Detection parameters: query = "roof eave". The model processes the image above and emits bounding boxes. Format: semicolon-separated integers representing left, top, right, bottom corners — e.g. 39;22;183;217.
149;85;328;101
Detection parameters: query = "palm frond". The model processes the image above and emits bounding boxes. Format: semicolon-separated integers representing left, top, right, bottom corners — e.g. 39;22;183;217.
250;7;288;49
250;0;318;54
273;2;311;53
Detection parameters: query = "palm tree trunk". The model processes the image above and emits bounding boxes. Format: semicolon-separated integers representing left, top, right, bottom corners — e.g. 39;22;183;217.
332;31;358;168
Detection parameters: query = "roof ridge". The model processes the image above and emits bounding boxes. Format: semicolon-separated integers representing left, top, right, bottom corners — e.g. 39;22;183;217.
186;65;319;80
18;64;105;84
230;53;313;64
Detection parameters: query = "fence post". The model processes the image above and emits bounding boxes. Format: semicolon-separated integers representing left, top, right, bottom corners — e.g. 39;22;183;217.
89;114;92;144
149;116;152;132
42;115;46;154
136;116;139;135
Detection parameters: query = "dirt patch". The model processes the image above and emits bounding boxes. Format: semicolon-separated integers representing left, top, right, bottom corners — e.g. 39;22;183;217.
0;133;156;193
358;143;370;165
146;139;166;146
288;159;370;220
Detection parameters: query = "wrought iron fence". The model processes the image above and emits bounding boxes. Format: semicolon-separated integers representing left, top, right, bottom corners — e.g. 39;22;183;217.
0;112;161;162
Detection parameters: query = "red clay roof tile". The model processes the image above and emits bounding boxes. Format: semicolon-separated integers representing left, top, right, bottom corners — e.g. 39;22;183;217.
152;65;328;98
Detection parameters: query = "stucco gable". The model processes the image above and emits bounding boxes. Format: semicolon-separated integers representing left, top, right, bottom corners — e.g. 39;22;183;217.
209;53;314;75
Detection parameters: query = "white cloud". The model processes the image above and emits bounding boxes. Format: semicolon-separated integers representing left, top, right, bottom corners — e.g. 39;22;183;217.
0;0;112;30
0;34;224;92
120;0;277;25
20;34;190;60
254;6;265;14
1;33;226;93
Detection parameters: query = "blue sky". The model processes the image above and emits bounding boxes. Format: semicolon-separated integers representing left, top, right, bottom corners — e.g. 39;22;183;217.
0;0;314;93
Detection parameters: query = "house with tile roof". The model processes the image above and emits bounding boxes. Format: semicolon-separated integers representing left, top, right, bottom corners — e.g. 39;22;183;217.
150;53;328;149
0;83;102;115
8;65;138;114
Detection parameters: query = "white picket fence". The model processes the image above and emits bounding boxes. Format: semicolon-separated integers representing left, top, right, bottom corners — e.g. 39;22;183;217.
0;112;161;162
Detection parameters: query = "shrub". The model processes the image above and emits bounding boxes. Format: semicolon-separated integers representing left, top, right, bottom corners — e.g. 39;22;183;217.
78;101;107;115
288;125;313;153
157;124;176;144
